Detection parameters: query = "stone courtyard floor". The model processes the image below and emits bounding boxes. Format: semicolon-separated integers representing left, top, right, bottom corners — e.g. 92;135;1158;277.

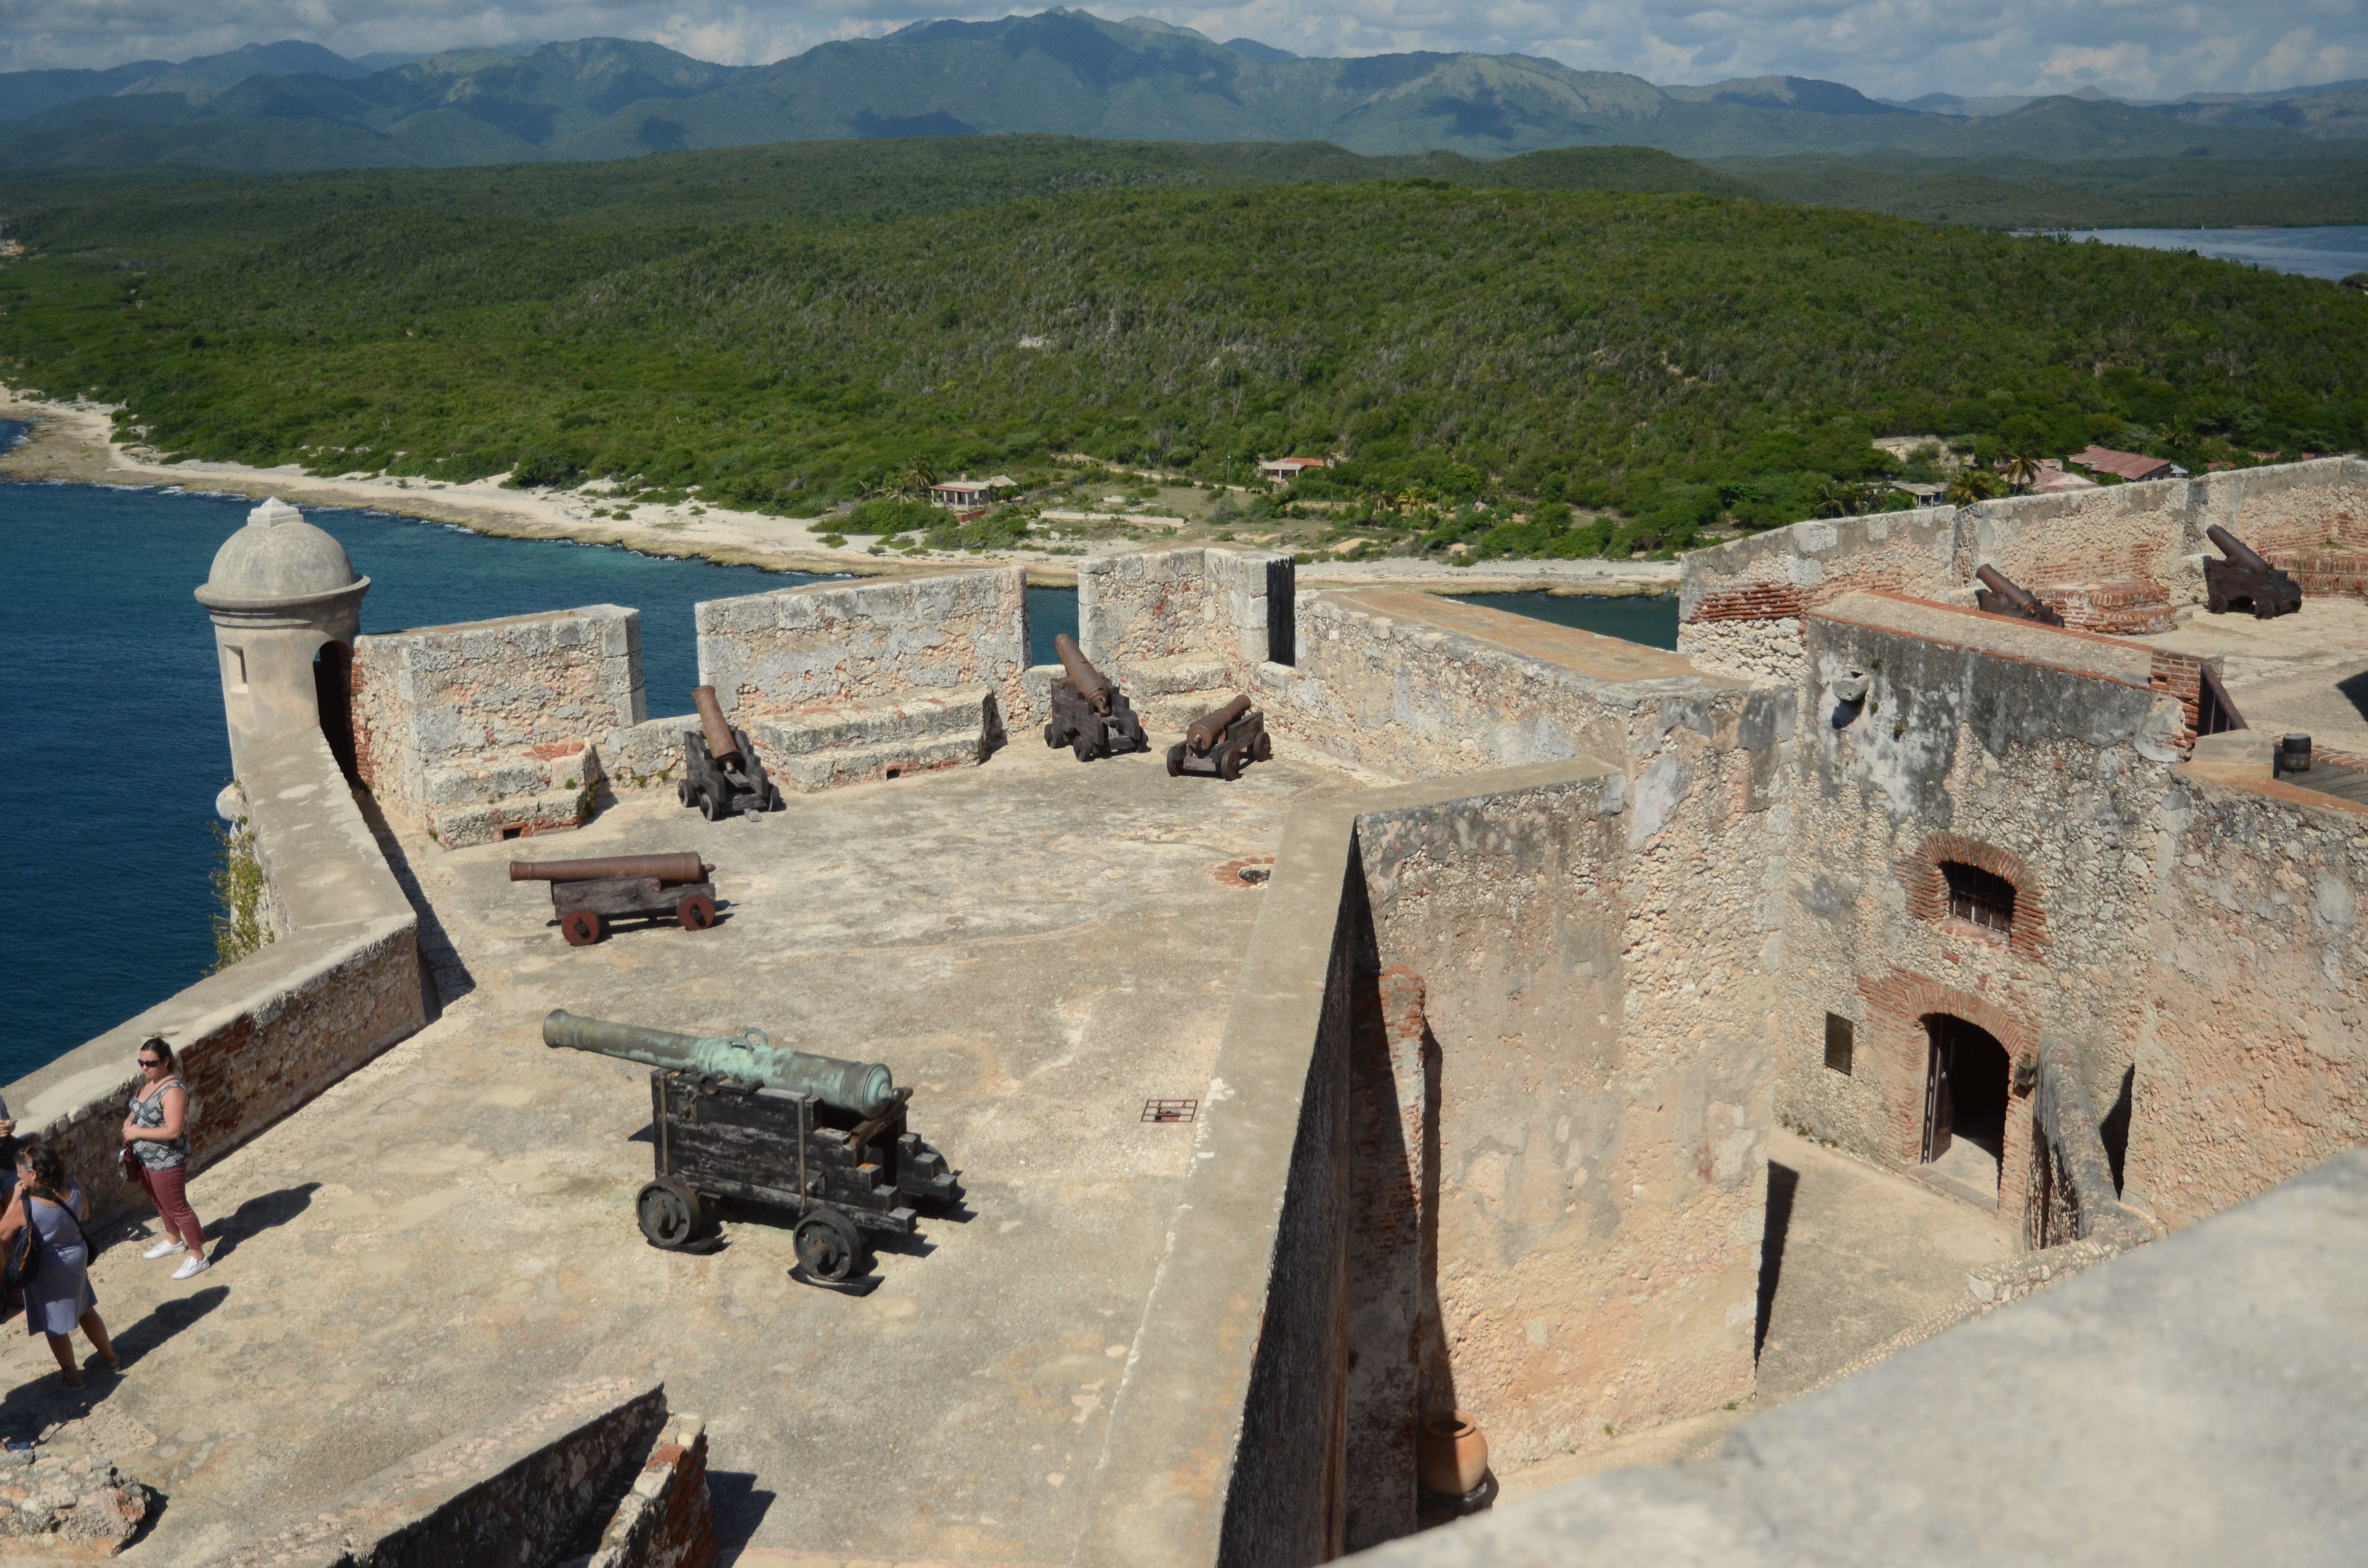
2132;598;2368;750
5;738;1381;1566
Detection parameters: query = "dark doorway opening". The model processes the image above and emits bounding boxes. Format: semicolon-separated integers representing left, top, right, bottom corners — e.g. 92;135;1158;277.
314;641;359;785
1922;1015;2010;1185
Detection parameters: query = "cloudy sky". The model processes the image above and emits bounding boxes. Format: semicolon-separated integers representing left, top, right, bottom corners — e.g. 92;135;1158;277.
4;0;2362;102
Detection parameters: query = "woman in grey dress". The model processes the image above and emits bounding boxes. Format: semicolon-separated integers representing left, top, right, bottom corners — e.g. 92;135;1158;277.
0;1141;118;1387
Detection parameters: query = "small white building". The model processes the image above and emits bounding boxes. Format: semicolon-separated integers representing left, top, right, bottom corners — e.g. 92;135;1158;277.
1258;457;1327;483
928;474;1019;510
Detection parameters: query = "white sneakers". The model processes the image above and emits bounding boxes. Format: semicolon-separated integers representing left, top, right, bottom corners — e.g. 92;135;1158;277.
170;1256;210;1281
142;1239;186;1260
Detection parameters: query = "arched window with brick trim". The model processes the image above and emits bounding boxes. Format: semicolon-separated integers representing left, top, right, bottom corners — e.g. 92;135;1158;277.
1899;834;2047;958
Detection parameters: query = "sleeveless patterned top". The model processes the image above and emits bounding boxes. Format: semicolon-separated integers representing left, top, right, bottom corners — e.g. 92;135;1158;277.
130;1076;190;1171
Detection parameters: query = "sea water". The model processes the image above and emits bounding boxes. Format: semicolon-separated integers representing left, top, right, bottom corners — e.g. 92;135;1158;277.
0;443;1674;1082
2055;225;2368;282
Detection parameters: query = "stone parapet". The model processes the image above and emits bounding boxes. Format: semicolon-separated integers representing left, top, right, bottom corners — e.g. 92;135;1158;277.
352;605;641;846
226;1377;666;1567
3;727;423;1232
587;1412;716;1568
696;567;1031;732
1077;545;1292;676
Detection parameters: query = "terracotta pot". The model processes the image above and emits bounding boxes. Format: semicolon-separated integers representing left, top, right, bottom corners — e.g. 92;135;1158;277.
1417;1410;1488;1497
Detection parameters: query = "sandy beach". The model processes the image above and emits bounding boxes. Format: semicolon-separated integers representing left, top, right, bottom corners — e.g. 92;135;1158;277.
0;385;1678;596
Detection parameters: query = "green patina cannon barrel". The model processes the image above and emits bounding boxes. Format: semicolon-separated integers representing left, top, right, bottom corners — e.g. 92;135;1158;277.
542;1009;895;1116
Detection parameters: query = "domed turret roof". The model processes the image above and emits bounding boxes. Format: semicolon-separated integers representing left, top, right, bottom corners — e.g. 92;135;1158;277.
195;498;369;613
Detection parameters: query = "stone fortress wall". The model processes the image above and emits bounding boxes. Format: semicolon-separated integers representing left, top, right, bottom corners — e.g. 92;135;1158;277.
36;466;2368;1567
349;606;643;847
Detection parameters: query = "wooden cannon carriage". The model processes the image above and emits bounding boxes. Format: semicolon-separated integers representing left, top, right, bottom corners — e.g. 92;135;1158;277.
544;1010;958;1285
510;853;719;946
680;684;781;821
1166;693;1270;781
1043;634;1148;761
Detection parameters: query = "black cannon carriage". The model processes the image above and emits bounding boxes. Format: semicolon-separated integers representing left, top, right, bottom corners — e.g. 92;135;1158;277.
680;683;781;820
1166;693;1271;781
544;1009;957;1285
2204;526;2303;619
1043;633;1148;761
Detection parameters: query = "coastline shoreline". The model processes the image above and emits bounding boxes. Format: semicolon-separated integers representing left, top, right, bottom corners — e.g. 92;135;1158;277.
0;387;1679;598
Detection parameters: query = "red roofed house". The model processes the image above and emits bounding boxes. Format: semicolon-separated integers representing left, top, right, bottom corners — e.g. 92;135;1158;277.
1258;457;1328;483
2070;446;2187;484
927;473;1019;509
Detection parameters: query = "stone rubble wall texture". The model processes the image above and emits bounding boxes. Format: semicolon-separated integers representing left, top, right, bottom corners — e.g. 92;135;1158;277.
2136;774;2368;1230
694;568;1032;744
225;1377;666;1568
3;728;423;1235
1075;546;1291;682
1777;600;2366;1238
0;1443;155;1555
1265;591;1757;784
586;1413;716;1568
1358;732;1781;1481
351;607;642;847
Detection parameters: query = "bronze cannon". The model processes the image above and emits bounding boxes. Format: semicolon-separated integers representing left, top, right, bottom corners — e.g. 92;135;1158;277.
1166;693;1271;781
542;1009;957;1284
1973;565;2066;627
509;852;718;945
2204;526;2302;619
1043;633;1148;761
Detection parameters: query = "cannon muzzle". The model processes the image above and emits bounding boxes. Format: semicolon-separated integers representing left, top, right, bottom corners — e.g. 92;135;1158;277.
1974;565;2035;610
509;853;711;886
543;1009;895;1116
692;685;744;766
2207;525;2273;573
1053;633;1112;716
1187;694;1255;756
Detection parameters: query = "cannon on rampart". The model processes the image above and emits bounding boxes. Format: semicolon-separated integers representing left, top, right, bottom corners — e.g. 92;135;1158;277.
543;1008;957;1284
681;684;780;819
1973;566;2067;627
1044;633;1148;761
2205;526;2303;619
1166;693;1271;781
510;853;718;945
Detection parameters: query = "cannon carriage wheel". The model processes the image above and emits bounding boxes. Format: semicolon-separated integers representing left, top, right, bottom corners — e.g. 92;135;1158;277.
794;1205;865;1283
676;893;717;931
636;1177;704;1250
560;909;604;946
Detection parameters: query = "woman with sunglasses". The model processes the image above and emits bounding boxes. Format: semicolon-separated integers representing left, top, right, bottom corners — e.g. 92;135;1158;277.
122;1039;208;1279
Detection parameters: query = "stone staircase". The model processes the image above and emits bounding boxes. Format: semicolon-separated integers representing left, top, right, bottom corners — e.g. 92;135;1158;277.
749;687;1006;792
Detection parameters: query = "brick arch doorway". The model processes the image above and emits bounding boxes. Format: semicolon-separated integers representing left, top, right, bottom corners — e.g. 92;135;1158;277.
1922;1014;2010;1196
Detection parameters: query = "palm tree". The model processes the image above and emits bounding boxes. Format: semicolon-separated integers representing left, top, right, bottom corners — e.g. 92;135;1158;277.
2000;451;2044;493
1810;476;1861;518
1946;470;2006;506
890;463;938;502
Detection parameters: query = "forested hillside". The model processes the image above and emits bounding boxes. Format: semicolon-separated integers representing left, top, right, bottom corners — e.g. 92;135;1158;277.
2;148;2362;557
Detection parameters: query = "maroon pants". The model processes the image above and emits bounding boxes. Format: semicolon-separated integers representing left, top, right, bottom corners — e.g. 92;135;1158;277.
140;1164;204;1252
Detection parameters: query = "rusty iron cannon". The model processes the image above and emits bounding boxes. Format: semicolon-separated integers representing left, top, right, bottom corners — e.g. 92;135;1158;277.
680;684;780;820
1166;693;1271;781
510;852;717;945
1973;566;2066;627
2204;526;2303;619
1043;633;1148;761
542;1009;957;1284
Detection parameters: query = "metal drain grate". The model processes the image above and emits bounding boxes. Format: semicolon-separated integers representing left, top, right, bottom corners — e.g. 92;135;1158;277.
1142;1099;1198;1124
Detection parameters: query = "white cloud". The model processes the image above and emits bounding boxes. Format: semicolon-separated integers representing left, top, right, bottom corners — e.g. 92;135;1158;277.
0;0;2361;101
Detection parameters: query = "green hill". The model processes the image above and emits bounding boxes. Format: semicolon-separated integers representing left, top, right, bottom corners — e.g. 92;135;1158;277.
0;11;2354;173
3;146;2358;557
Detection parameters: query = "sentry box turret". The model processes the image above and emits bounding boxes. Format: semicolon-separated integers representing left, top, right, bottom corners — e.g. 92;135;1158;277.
543;1009;957;1285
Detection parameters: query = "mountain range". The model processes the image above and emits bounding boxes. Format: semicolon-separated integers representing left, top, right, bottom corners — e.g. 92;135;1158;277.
1;10;2361;174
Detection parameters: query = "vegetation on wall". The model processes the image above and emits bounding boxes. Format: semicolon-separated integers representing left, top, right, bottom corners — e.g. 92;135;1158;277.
209;811;272;972
2;153;2362;558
